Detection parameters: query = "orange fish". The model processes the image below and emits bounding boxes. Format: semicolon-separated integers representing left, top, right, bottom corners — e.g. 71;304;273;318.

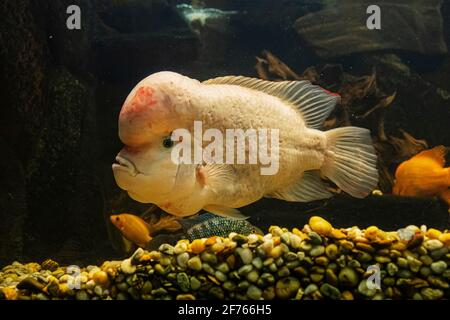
393;146;450;205
110;213;182;248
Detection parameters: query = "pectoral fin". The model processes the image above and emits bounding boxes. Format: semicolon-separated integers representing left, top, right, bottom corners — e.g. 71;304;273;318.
204;205;248;220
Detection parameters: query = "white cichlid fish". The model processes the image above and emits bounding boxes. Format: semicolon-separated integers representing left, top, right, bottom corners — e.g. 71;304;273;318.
112;71;378;219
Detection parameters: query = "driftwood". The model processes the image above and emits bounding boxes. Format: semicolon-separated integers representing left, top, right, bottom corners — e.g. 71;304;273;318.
255;50;428;193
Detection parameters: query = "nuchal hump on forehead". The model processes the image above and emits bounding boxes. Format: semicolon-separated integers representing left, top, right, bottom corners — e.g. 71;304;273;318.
118;72;200;147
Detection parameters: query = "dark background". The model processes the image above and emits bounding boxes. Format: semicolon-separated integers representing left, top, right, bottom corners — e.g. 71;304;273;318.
0;0;449;266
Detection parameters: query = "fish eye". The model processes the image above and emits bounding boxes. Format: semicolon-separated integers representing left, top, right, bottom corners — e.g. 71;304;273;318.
162;136;174;148
115;217;120;222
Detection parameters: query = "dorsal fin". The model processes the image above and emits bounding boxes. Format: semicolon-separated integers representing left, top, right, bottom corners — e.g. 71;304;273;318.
414;146;447;168
204;76;340;129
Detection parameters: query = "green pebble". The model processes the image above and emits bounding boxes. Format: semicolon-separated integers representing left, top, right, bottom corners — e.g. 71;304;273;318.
407;257;422;273
215;271;228;282
397;269;412;279
419;255;433;266
268;263;278;273
311;266;325;274
285;252;298;262
236;247;253;265
275;257;284;267
187;256;202;271
277;266;290;278
200;252;218;265
421;288;444;300
430;261;447;274
427;276;449;289
294;266;309;277
304;284;318;296
382;277;395;287
347;260;361;269
247;285;262;300
397;257;409;269
216;262;230;274
325;244;339;260
177;273;190;292
263;286;276;300
209;287;225;300
127;287;140;300
151;288;168;296
320;283;341;300
308;232;322;245
310;245;325;257
412;293;423;300
223;281;236;291
387;263;398;276
116;282;129;292
300;242;312;251
430;247;448;260
338;267;359;288
286;260;300;269
190;277;201;291
356;251;373;263
442;269;450;279
357;280;377;297
202;263;215;275
260;273;275;284
246;270;259;283
252;257;263;269
263;258;274;266
275;277;300;299
375;256;391;264
141;281;153;295
325;269;338;286
75;290;90;301
116;292;128;300
419;266;431;277
238;264;253;276
310;273;324;283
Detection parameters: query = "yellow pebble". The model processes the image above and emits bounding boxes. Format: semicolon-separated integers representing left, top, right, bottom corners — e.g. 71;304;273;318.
426;229;442;240
190;239;206;254
2;287;17;300
372;189;383;196
341;291;354;300
309;216;333;236
439;233;450;246
93;271;109;285
365;226;380;240
390;242;407;251
292;228;307;239
205;236;217;246
330;228;346;239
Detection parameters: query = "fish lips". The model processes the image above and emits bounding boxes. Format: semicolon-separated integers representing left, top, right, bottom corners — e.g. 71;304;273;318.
113;155;139;177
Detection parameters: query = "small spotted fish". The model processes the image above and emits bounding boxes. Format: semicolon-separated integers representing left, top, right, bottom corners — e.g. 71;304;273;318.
180;213;263;241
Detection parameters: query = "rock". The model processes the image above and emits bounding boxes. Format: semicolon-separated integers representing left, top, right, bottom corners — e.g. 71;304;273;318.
247;285;262;300
176;252;190;269
325;244;339;260
310;246;325;257
190;277;201;291
294;0;447;59
358;280;377;297
177;273;190;292
275;277;300;299
235;247;253;265
386;263;398;276
75;290;90;301
187;256;202;271
309;216;332;236
320;284;341;300
120;259;136;275
158;244;175;255
304;284;318;296
307;232;322;245
420;288;444;300
200;252;218;265
338;268;359;288
424;239;444;251
176;294;196;300
17;277;45;292
209;287;225;300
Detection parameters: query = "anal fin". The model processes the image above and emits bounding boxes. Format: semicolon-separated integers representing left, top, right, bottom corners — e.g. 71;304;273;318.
268;171;333;202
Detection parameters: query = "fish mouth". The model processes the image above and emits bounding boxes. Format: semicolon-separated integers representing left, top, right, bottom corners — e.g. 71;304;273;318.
113;155;139;177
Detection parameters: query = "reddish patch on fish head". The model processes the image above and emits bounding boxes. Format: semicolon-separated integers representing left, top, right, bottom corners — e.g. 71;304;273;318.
110;215;125;230
321;88;341;97
120;86;157;118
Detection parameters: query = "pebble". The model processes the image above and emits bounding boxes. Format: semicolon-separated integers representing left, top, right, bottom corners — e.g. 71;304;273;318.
338;267;359;288
174;242;188;255
177;273;190;292
308;232;322;245
304;284;318;296
275;277;300;299
190;277;201;291
309;216;332;236
176;252;190;269
309;245;325;257
430;261;447;274
236;248;253;265
187;256;202;271
176;294;196;300
247;285;262;300
423;239;443;251
420;288;444;300
357;280;377;297
200;252;218;265
120;259;136;275
320;283;341;300
75;290;90;300
190;239;206;254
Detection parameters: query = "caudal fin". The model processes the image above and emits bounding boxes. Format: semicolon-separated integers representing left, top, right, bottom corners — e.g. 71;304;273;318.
322;127;379;198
